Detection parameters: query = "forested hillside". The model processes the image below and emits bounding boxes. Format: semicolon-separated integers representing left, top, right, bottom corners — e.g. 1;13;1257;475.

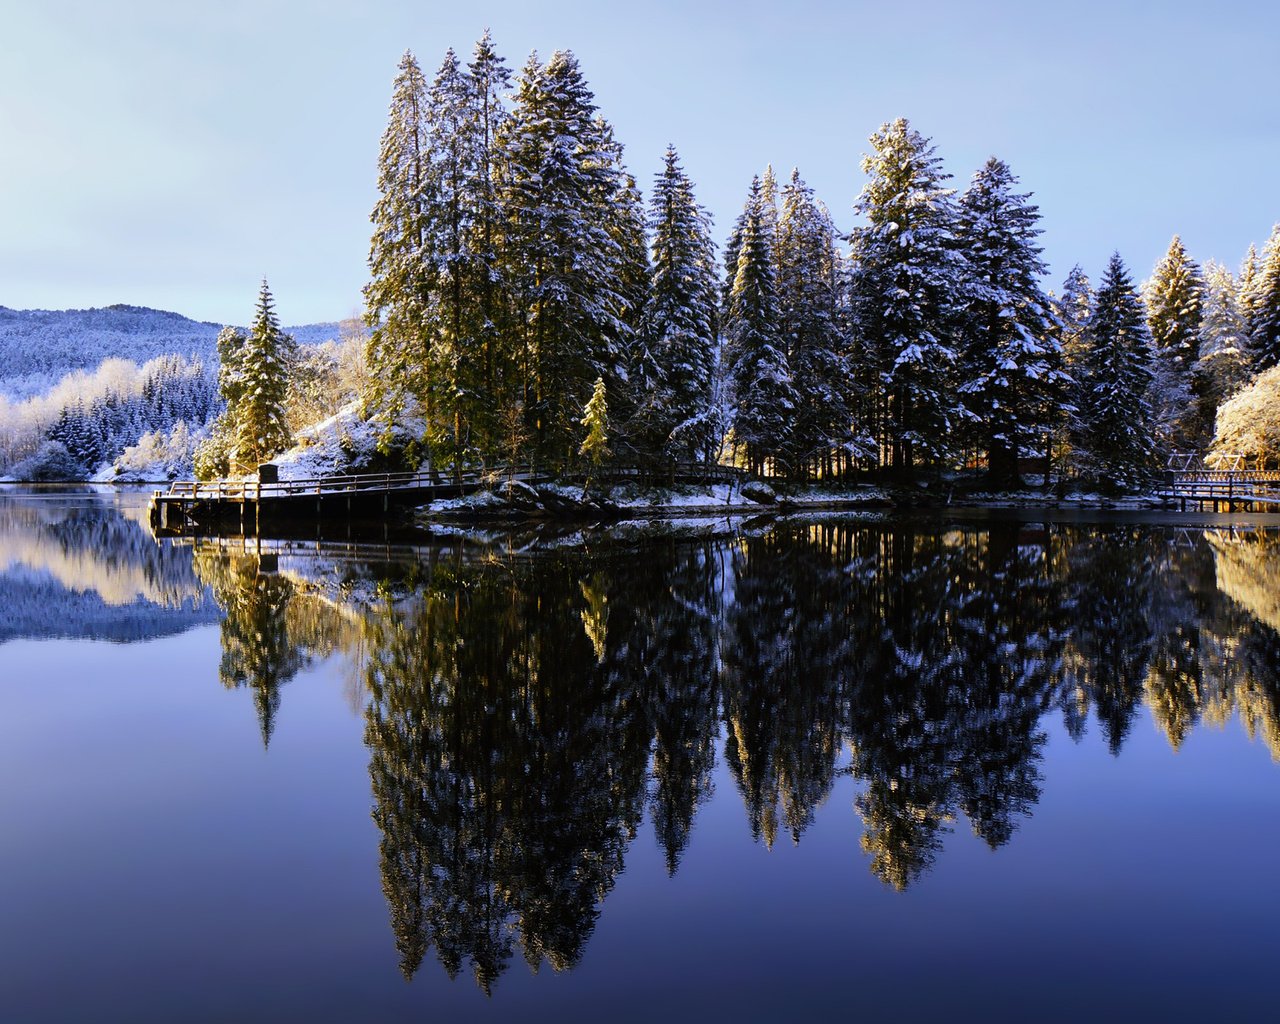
0;303;343;400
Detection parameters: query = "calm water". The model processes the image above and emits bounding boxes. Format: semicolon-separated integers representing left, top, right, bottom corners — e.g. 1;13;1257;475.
2;488;1280;1022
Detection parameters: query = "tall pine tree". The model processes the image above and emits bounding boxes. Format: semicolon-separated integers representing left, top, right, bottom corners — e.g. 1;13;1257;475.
635;145;719;462
232;280;295;473
776;168;855;477
1191;260;1252;446
1074;254;1157;489
850;119;965;472
956;157;1063;487
1248;223;1280;372
1144;235;1203;449
724;176;794;474
499;50;633;465
365;51;434;449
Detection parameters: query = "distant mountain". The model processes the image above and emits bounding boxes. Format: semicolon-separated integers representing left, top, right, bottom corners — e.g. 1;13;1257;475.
0;303;346;399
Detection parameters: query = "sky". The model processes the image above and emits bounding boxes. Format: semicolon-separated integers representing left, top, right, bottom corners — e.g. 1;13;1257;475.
2;0;1278;326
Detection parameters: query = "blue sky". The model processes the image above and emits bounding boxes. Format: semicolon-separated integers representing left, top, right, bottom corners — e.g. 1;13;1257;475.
2;0;1277;325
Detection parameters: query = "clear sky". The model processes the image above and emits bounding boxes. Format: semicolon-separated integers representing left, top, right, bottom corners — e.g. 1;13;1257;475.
2;0;1278;325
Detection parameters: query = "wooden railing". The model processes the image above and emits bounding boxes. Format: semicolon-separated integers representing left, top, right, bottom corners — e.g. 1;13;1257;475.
157;461;747;503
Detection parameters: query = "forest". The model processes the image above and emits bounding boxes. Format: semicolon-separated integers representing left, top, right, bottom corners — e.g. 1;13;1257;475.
4;32;1280;489
348;32;1280;491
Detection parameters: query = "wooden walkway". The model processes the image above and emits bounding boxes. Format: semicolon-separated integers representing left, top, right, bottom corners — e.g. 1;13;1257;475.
149;462;746;536
1157;469;1280;511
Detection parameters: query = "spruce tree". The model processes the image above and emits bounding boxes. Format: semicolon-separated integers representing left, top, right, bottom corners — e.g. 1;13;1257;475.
1053;266;1092;461
1191;261;1252;445
1074;254;1157;489
776;168;853;478
465;31;514;461
724;176;795;474
365;51;434;445
232;280;295;473
1239;243;1263;346
1145;236;1203;373
579;376;610;465
423;47;479;469
850;119;965;471
1249;224;1280;372
955;157;1063;487
1144;236;1203;449
635;145;718;462
499;50;633;465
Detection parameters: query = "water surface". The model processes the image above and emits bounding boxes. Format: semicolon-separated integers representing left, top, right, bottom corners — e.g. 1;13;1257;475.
2;488;1279;1022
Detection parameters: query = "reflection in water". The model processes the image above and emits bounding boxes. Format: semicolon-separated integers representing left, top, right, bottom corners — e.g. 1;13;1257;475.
179;520;1280;986
191;547;363;745
0;488;216;641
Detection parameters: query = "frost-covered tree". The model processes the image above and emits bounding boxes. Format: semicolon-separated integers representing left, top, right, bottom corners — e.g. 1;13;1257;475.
1073;254;1157;488
850;118;965;471
231;281;295;472
1145;236;1203;374
634;145;718;462
955;157;1064;487
463;31;514;460
1248;224;1280;372
1052;266;1092;468
1144;236;1203;449
723;176;795;474
776;168;856;477
365;51;434;441
1208;366;1280;469
1239;243;1263;354
499;50;633;465
1191;261;1253;446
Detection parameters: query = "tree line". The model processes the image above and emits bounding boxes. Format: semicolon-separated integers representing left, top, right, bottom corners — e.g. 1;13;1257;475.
360;33;1280;490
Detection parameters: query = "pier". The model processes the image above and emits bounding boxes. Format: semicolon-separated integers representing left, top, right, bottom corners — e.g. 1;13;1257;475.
148;462;746;536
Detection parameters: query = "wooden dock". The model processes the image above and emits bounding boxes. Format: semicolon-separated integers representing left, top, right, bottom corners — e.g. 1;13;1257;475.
148;462;747;536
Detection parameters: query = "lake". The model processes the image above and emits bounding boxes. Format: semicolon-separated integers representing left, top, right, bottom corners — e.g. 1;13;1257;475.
2;487;1279;1022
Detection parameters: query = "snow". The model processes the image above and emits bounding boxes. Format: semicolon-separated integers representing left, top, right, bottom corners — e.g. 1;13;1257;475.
0;303;344;401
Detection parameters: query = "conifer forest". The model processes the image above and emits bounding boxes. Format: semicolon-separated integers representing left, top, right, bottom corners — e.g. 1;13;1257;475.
355;32;1280;493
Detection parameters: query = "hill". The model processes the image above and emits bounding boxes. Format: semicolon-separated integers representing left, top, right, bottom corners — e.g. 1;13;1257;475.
0;303;346;399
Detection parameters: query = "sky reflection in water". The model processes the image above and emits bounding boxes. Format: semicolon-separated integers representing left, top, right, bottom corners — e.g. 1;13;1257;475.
1;490;1279;1022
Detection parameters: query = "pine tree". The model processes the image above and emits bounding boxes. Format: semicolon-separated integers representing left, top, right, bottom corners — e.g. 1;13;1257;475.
1145;236;1203;373
724;176;795;474
1144;236;1203;449
1053;266;1092;465
635;145;718;462
465;31;514;461
1239;242;1263;347
1191;261;1253;446
598;148;652;450
1074;253;1157;489
850;119;966;472
776;168;854;478
365;51;434;447
499;50;632;466
579;376;610;465
955;157;1063;487
232;280;295;473
1249;224;1280;372
422;46;478;469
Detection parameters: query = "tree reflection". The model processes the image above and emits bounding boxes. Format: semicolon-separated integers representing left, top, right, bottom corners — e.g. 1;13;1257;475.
193;545;359;746
362;548;657;987
189;516;1280;986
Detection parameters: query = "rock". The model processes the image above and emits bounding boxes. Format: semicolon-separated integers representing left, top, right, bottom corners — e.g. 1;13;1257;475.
741;480;777;504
